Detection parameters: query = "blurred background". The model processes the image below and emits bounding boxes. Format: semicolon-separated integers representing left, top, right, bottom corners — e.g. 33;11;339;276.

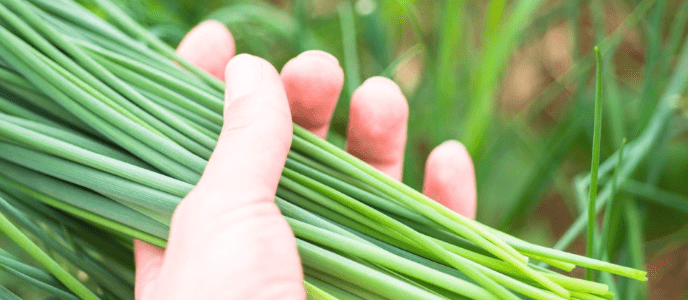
3;0;687;299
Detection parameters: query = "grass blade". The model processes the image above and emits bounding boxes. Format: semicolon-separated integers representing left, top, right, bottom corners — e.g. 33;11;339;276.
586;46;603;281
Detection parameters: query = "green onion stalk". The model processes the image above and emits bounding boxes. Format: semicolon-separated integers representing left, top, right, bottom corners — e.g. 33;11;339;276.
0;0;645;299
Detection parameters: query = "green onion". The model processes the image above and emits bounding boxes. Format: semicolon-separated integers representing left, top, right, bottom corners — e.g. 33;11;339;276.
0;1;648;299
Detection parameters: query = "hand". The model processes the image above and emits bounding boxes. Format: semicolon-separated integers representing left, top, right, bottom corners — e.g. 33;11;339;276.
134;21;477;300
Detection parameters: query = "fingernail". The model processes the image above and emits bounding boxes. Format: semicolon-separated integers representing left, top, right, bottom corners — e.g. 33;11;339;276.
438;140;467;152
225;54;264;107
362;76;401;91
297;50;339;65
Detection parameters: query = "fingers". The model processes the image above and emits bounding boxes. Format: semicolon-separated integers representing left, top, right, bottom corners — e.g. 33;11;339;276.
150;55;303;299
134;240;164;300
422;141;477;219
346;77;408;180
176;20;235;80
281;55;406;180
280;50;344;138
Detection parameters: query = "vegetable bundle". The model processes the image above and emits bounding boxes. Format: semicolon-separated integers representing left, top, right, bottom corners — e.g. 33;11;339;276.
0;0;647;299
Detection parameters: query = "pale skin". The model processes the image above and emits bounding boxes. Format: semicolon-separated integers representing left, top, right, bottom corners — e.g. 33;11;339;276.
134;21;477;300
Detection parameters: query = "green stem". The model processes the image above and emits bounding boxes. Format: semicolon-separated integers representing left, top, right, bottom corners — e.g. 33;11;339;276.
587;46;603;281
338;1;361;99
597;138;626;259
0;196;100;300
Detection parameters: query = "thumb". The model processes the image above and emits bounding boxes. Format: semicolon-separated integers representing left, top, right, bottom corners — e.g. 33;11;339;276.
147;54;304;300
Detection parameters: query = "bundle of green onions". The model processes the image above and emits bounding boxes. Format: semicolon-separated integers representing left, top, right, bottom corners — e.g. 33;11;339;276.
0;0;647;299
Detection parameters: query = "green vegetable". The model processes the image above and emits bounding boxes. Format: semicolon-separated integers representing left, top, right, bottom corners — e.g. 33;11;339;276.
0;0;647;299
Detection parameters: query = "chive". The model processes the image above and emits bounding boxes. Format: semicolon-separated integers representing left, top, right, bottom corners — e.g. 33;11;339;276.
0;196;100;300
78;42;223;113
305;270;388;300
622;180;688;214
0;2;205;150
0;250;63;286
0;29;202;182
283;167;522;298
381;43;425;78
136;88;222;137
0;193;135;296
88;0;225;92
0;285;25;300
298;240;449;300
549;29;688;259
289;218;498;300
285;159;431;225
7;194;137;274
92;55;223;130
0;144;180;221
623;199;647;299
0;115;192;196
491;228;647;281
0;68;88;130
0;162;169;240
586;46;603;281
0;95;62;128
597;138;626;259
304;280;340;300
338;1;361;99
291;132;529;264
0;255;80;300
0;114;152;169
281;176;517;299
29;0;152;57
305;276;366;300
0;1;653;299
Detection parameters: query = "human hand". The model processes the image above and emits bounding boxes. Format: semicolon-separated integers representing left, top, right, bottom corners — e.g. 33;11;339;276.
134;21;477;300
